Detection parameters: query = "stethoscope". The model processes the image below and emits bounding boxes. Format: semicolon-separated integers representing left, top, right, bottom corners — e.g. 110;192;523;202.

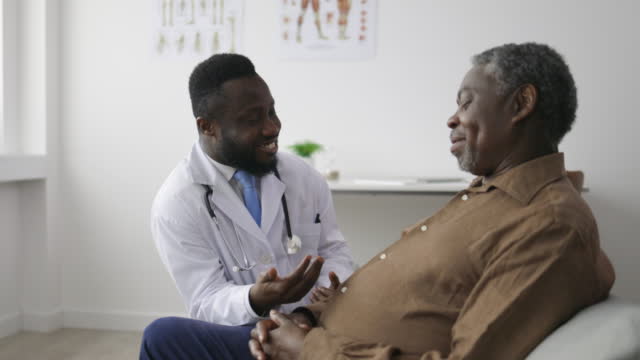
202;168;302;272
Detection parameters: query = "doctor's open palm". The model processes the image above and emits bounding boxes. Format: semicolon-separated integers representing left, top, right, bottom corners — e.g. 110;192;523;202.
249;256;324;316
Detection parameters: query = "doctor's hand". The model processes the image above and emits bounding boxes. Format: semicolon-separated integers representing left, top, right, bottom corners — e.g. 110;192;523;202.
249;310;309;360
310;271;341;304
249;256;324;316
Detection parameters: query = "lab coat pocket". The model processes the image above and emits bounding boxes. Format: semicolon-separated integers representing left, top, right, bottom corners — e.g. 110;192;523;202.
293;223;322;252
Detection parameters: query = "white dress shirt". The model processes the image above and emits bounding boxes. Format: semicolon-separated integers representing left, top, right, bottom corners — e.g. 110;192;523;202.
206;155;261;203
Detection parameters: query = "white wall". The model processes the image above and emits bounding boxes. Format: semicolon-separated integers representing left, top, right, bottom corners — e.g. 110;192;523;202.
57;0;640;328
0;183;21;338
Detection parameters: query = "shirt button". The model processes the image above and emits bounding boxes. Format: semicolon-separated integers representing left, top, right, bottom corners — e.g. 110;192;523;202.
461;194;469;201
341;286;348;293
420;225;428;231
379;253;387;260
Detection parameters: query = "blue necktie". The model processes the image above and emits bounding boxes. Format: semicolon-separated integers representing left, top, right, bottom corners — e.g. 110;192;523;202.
233;170;261;226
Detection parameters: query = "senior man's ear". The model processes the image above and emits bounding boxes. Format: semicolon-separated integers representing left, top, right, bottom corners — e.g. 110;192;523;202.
511;84;538;125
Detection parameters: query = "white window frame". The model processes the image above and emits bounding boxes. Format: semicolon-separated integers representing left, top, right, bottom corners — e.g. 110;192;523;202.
0;0;18;155
0;0;5;153
0;0;47;182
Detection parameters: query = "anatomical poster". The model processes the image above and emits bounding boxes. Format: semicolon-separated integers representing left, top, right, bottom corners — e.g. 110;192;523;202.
279;0;377;60
152;0;244;60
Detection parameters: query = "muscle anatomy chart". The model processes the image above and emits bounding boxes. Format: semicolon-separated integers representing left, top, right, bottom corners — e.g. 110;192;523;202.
280;0;376;60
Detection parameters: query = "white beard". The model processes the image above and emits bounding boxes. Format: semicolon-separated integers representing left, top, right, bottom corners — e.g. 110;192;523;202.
457;142;478;173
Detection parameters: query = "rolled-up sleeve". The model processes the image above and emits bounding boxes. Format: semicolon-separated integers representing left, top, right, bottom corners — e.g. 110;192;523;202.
443;220;606;360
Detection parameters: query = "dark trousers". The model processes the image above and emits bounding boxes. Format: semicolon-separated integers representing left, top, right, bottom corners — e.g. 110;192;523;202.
139;317;254;360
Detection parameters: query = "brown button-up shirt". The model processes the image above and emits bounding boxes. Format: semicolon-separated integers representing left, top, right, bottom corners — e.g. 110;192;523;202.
301;153;615;360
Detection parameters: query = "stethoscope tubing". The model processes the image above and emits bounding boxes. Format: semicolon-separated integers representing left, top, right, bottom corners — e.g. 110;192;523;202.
203;184;256;271
202;168;293;272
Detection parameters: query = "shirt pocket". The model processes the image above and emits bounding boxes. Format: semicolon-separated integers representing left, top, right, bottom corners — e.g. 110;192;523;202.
293;223;322;252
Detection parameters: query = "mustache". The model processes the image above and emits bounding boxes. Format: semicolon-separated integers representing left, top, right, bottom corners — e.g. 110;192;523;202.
260;134;279;143
450;131;465;141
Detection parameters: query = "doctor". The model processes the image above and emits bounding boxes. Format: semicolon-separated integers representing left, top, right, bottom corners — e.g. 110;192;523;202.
140;53;353;359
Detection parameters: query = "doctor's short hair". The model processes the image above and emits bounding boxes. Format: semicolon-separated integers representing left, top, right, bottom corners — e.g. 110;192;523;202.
188;53;257;119
472;42;577;149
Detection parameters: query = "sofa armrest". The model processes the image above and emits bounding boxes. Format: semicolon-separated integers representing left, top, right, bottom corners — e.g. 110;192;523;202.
527;296;640;360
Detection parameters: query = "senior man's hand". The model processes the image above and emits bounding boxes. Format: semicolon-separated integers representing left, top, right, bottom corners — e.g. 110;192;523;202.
249;310;309;360
249;256;324;316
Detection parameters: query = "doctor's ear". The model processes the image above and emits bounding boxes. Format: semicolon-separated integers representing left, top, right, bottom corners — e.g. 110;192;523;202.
197;117;219;138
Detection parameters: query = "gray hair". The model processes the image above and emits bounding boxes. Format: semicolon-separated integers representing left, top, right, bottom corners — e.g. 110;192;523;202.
472;43;578;149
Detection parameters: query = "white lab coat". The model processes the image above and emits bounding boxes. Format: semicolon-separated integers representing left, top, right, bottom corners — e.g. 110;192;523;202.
151;142;354;325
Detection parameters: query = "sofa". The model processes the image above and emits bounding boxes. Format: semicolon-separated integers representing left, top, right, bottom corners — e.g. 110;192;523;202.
527;296;640;360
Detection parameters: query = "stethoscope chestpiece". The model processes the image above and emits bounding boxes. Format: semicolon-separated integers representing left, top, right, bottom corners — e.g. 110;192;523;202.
205;168;307;273
287;234;302;254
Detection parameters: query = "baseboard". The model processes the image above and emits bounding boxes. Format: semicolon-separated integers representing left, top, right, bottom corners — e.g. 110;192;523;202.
22;310;63;332
0;312;21;339
63;310;186;332
3;309;187;334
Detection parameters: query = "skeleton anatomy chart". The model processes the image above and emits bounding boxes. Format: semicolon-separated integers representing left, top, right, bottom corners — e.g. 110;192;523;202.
280;0;377;60
153;0;244;59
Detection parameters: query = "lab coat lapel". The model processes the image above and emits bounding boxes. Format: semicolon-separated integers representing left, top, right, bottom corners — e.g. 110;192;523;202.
260;172;285;235
186;142;265;241
210;181;265;241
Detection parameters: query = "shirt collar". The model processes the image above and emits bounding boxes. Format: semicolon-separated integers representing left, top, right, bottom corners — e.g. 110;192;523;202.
467;153;567;204
204;152;237;182
186;141;238;186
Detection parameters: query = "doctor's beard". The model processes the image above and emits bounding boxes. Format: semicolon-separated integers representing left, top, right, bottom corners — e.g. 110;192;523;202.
217;131;278;177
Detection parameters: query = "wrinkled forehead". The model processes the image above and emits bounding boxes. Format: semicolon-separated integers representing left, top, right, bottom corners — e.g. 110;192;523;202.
458;65;498;98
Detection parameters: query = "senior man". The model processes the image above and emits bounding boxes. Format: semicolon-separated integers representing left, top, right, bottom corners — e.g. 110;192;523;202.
249;42;615;360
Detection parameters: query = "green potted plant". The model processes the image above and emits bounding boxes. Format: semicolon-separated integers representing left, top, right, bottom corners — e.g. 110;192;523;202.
288;140;324;166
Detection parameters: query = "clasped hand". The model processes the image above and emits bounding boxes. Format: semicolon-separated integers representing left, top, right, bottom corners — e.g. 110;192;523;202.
249;272;342;360
249;310;310;360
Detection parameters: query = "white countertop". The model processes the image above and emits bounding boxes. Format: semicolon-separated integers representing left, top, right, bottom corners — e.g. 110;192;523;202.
328;177;589;194
328;177;472;194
